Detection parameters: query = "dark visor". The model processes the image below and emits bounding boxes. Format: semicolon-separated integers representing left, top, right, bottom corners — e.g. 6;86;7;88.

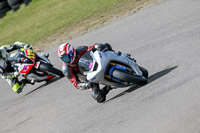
61;51;73;63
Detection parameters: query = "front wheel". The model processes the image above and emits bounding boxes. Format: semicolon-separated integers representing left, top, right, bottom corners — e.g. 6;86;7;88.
112;70;147;85
139;66;148;78
39;63;64;78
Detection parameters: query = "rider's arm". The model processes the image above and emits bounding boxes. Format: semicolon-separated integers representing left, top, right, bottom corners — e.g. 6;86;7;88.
2;41;28;53
0;71;15;79
75;43;111;53
62;62;81;89
90;43;112;52
75;44;97;53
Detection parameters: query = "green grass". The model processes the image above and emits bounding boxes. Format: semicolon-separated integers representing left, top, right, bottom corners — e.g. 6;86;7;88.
0;0;158;48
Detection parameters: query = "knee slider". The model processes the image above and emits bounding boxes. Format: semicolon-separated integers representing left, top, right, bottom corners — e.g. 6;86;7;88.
64;71;72;79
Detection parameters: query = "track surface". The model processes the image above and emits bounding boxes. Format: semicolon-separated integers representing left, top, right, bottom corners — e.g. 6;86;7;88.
1;0;200;133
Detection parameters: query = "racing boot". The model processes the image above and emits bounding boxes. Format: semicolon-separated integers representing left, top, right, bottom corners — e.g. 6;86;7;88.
101;85;112;95
15;80;26;94
16;87;23;94
88;83;106;103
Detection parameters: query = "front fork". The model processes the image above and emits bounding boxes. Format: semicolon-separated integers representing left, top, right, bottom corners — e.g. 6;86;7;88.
105;62;133;84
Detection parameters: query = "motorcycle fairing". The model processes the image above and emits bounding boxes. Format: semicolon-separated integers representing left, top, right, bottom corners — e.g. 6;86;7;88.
44;75;54;80
109;64;127;82
10;49;56;82
85;51;142;87
24;49;36;62
25;73;51;82
34;62;40;69
18;64;34;74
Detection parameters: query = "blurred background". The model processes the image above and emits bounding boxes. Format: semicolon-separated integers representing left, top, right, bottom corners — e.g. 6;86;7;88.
0;0;32;18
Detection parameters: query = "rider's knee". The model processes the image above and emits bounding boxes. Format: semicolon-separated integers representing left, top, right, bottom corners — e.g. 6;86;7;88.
62;66;72;78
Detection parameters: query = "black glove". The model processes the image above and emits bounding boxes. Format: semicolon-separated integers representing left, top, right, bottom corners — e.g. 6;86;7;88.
24;44;31;49
95;43;105;51
104;43;112;51
95;43;113;52
78;82;93;90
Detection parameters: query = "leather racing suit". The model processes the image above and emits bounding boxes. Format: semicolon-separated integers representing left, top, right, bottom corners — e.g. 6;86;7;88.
0;41;32;93
62;43;113;103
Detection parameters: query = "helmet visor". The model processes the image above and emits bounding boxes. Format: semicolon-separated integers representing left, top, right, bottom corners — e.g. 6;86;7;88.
61;51;73;63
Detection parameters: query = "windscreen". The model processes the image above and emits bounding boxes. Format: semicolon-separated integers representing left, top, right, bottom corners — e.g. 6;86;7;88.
9;50;32;64
9;50;22;63
78;51;93;74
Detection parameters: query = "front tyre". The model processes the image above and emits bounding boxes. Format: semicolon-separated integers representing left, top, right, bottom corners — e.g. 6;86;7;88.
139;66;148;78
39;63;64;78
112;70;147;85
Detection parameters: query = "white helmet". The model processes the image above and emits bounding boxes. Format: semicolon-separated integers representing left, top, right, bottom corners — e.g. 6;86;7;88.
58;42;76;63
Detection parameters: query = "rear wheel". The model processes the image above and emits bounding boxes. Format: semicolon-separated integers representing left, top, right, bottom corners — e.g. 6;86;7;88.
39;63;64;78
112;70;147;85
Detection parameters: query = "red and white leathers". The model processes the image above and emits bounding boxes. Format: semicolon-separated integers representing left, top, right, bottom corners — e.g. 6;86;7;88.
61;44;96;88
60;43;113;103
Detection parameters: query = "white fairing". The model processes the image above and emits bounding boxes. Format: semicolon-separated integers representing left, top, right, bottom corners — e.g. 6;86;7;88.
86;51;142;87
26;73;49;82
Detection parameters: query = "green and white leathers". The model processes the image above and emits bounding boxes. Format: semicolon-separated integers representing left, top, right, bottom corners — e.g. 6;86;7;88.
0;46;10;70
0;41;29;93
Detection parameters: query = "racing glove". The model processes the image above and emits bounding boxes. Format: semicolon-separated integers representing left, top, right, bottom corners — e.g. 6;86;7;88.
95;43;112;52
13;71;20;77
78;82;93;90
23;44;31;49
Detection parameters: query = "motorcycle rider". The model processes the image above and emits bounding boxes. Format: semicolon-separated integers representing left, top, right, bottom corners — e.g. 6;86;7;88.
0;41;48;94
58;42;115;103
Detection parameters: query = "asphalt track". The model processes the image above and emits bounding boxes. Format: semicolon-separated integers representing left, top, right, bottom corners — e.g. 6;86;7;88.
1;0;200;133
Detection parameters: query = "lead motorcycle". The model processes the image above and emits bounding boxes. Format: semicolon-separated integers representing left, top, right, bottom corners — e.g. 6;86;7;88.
78;50;148;88
9;47;64;83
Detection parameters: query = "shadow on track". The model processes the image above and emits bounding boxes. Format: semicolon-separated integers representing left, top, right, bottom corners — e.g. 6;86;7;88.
106;66;178;102
25;77;63;96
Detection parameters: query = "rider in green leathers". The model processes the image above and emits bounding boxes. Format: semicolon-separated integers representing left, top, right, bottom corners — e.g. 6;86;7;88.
0;41;34;93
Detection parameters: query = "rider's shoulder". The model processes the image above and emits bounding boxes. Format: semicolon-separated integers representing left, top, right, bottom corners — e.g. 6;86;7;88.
0;45;11;50
76;46;88;49
76;46;88;52
13;41;25;45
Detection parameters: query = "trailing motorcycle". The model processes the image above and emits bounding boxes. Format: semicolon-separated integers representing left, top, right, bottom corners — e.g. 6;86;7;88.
9;47;64;83
78;50;148;88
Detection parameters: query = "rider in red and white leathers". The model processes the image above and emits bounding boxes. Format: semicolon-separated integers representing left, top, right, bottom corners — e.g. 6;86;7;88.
58;42;113;103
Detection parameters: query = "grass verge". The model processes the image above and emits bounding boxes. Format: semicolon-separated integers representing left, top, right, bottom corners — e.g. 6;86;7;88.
0;0;162;51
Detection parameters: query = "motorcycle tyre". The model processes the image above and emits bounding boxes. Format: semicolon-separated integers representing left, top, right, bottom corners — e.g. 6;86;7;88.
112;70;147;85
138;66;148;78
39;63;64;78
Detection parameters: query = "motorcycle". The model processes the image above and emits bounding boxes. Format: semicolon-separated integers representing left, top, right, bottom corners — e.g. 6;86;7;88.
78;50;148;88
9;47;64;83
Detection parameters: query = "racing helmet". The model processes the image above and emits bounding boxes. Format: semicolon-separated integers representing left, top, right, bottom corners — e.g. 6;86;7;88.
58;42;76;63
